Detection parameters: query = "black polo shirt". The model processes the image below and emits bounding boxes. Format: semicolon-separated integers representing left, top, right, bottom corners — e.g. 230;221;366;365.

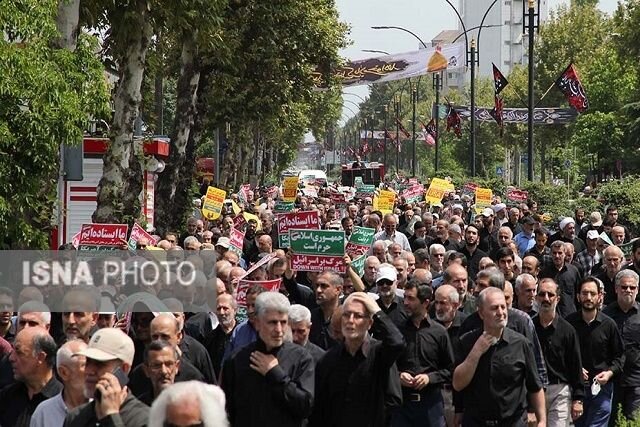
539;263;581;318
603;301;640;387
397;316;453;391
532;314;585;401
460;308;548;386
203;324;236;378
0;375;62;427
566;310;625;382
455;328;543;422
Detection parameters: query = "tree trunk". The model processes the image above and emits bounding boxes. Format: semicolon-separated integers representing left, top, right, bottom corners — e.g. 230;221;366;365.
155;30;201;232
54;0;80;51
93;0;152;224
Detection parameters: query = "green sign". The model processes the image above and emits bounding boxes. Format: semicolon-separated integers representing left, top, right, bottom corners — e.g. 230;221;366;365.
289;229;345;255
274;201;295;213
351;255;366;277
348;226;376;245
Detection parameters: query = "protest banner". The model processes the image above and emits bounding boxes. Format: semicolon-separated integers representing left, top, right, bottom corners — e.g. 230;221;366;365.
229;228;245;256
355;185;376;200
71;232;81;249
238;184;251;204
289;229;346;273
401;184;425;204
475;187;492;210
202;186;226;220
127;223;159;252
283;176;298;202
235;278;282;322
79;223;129;256
274;201;295;213
233;213;247;230
506;188;529;203
80;224;128;247
276;211;320;248
462;182;478;198
620;238;639;260
346;226;376;258
242;211;262;230
425;178;451;205
377;189;395;215
350;254;366;277
239;252;278;281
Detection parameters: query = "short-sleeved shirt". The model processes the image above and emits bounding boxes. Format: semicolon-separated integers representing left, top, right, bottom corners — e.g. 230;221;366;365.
455;328;543;421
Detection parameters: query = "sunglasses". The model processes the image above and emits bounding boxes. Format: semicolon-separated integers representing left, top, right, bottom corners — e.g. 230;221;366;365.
620;285;638;291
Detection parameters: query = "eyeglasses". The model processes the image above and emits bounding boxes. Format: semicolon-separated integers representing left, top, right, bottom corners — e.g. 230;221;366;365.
342;311;369;320
433;253;445;257
537;291;556;298
136;244;147;249
620;285;638;291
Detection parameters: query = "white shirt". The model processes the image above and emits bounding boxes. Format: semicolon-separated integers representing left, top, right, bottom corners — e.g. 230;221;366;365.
373;230;411;252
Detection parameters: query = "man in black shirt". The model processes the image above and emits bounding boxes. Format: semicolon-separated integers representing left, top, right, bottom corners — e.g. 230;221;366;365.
392;280;453;426
602;269;640;421
311;292;405;427
0;327;62;427
566;276;625;427
453;288;546;426
540;240;581;317
222;292;314;427
203;293;237;378
459;224;488;281
374;263;409;328
533;278;585;425
289;304;326;363
434;284;468;427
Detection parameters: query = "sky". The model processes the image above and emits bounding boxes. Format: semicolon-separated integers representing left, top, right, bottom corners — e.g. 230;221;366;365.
334;0;619;125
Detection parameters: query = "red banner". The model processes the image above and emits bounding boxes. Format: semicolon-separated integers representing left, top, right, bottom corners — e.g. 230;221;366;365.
506;188;529;202
80;224;129;247
236;278;282;308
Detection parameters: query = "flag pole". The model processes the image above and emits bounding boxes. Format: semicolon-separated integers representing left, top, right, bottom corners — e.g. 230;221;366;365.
534;81;557;108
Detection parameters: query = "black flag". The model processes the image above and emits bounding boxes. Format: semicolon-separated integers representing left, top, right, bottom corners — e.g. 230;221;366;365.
555;63;589;113
492;63;509;95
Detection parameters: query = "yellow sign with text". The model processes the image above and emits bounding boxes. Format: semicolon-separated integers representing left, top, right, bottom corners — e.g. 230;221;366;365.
283;176;298;202
202;186;226;220
475;187;492;213
426;178;451;205
378;190;396;215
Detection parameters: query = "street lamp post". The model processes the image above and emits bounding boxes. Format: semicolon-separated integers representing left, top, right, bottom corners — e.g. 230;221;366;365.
470;38;477;177
411;84;417;177
443;0;499;177
525;0;539;182
433;72;442;172
395;95;400;173
384;105;388;171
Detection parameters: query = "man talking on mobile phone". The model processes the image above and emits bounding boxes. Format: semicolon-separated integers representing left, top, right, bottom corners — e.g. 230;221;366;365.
64;328;149;427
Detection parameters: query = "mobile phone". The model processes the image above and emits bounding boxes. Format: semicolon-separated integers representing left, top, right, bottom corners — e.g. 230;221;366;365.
94;366;129;402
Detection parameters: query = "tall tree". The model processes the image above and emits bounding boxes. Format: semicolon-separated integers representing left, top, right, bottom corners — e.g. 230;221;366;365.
0;0;109;248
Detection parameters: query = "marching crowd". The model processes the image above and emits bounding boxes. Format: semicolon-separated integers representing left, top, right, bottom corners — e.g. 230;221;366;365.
0;181;639;427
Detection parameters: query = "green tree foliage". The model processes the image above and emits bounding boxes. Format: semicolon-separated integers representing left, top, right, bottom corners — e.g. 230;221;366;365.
0;0;110;248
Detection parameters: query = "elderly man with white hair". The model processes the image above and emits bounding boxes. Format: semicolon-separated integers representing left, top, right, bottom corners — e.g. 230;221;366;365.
31;340;89;427
222;292;314;427
289;304;325;363
149;381;228;427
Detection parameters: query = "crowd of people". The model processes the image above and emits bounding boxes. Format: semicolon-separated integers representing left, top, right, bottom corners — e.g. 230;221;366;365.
0;179;639;427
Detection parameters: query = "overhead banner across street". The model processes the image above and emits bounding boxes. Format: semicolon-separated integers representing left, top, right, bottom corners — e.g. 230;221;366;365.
313;44;465;89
